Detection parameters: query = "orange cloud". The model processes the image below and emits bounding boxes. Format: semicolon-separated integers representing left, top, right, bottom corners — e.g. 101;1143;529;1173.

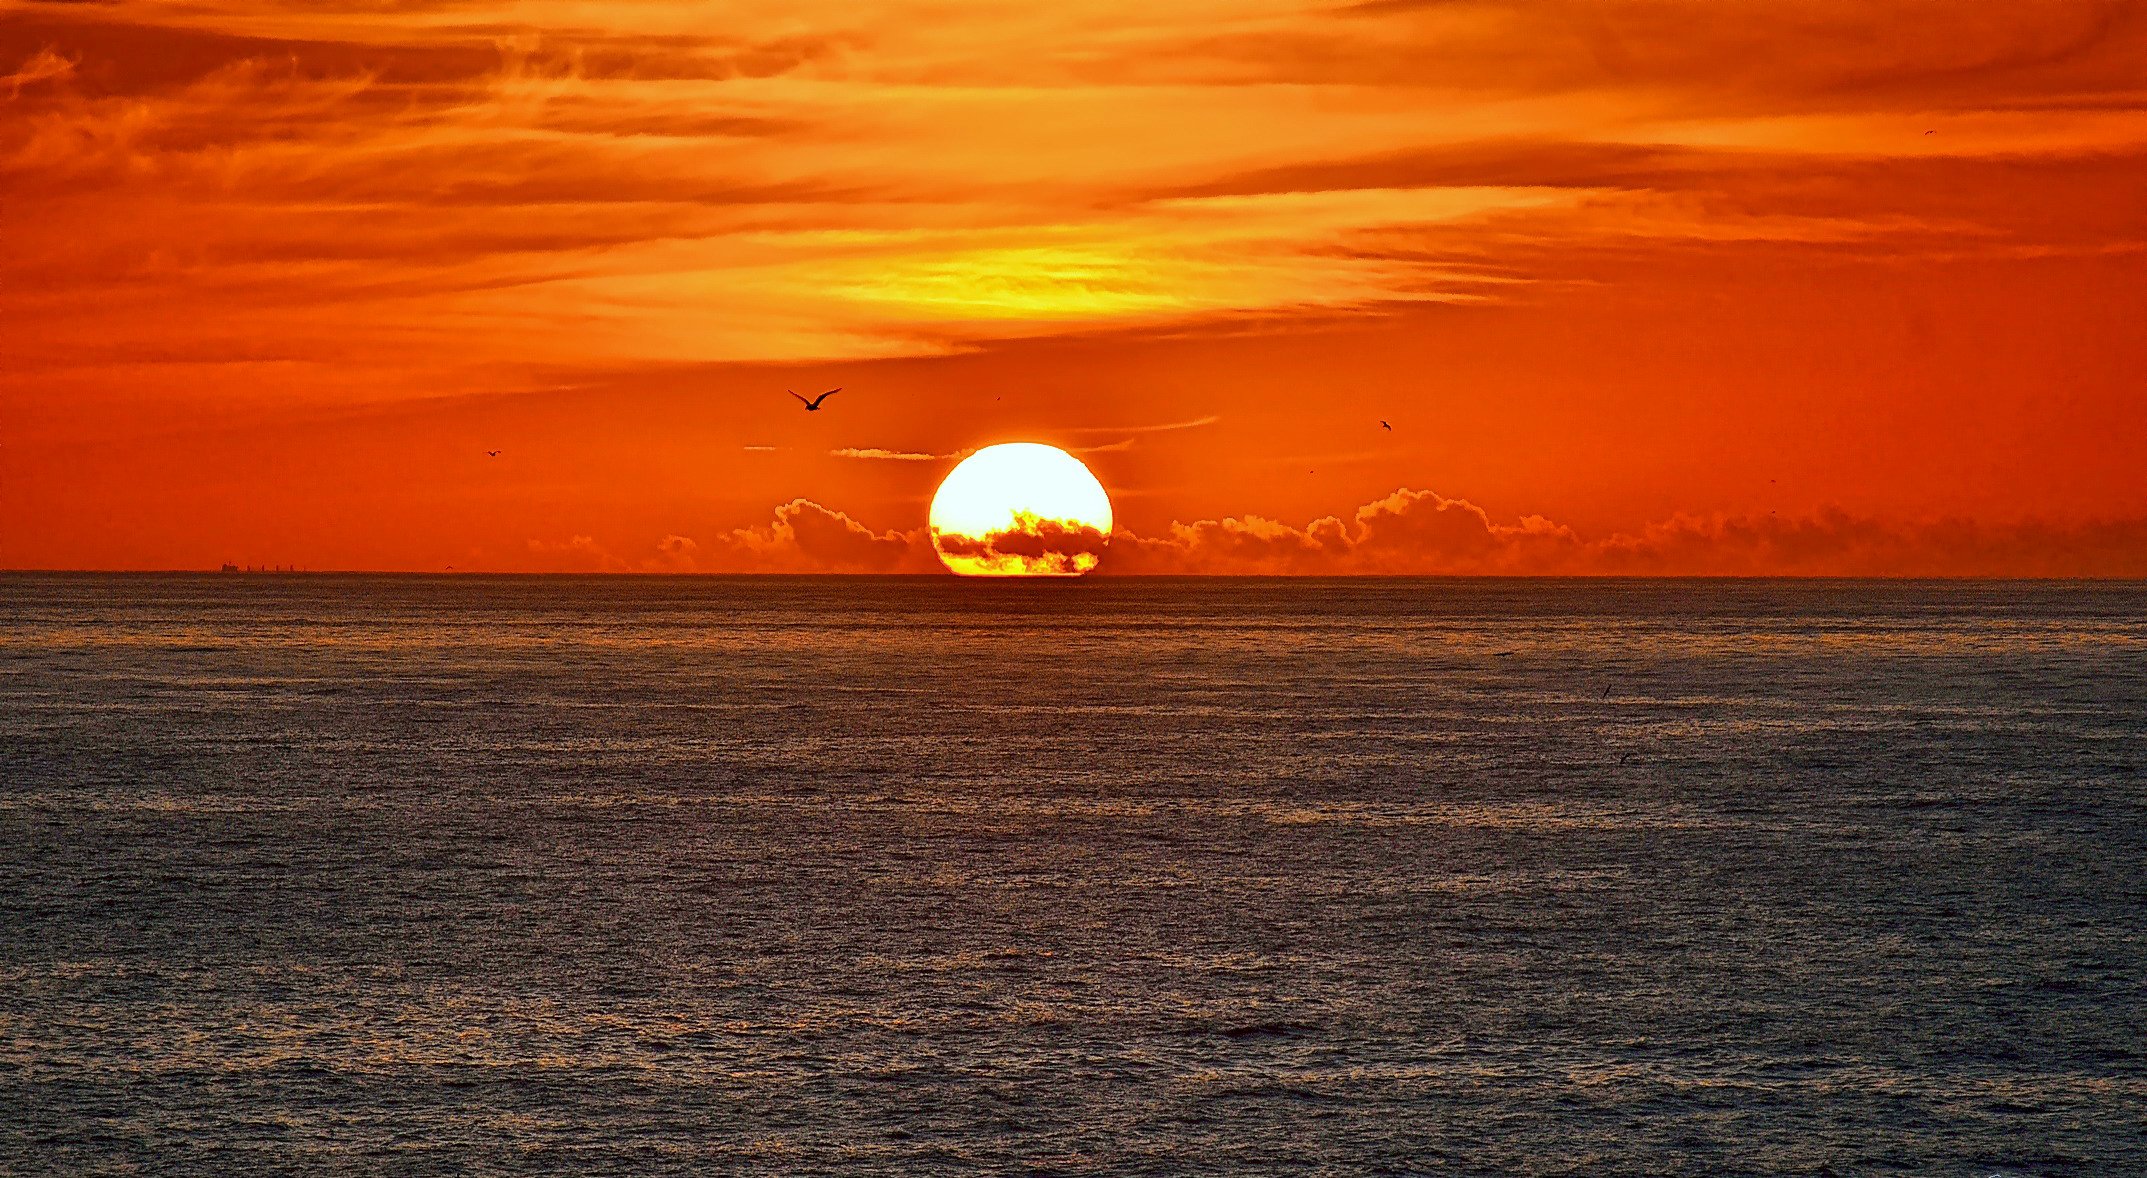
1106;488;1578;574
931;515;1113;576
712;498;933;573
522;534;630;573
1591;510;2147;578
527;491;2147;577
830;447;947;462
1108;491;2147;577
8;0;2141;387
1;45;71;97
1135;493;2147;578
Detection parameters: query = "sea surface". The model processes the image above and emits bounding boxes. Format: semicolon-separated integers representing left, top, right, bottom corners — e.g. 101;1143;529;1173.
1;575;2143;1176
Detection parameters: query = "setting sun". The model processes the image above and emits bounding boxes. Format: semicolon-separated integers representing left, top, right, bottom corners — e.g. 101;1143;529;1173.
928;443;1113;577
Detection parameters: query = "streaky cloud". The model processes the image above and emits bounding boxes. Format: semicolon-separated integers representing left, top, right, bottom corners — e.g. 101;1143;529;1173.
829;447;948;461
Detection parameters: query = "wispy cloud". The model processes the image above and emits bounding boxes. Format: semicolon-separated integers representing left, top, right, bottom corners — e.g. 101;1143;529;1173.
2;47;73;98
1071;414;1221;437
1069;412;1222;454
8;1;2138;389
1072;438;1137;455
830;446;949;461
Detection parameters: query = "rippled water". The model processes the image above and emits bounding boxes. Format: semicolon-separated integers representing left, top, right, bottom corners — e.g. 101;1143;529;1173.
2;575;2143;1175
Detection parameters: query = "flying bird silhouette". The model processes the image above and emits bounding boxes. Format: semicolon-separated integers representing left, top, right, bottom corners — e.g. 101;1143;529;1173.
1380;420;1392;431
485;450;500;457
790;388;841;412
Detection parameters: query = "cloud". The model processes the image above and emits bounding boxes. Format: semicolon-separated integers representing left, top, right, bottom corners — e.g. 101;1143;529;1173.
529;488;2147;577
1068;413;1222;455
932;514;1112;575
1073;437;1137;455
8;0;2140;389
1098;488;1568;574
1589;509;2147;578
830;447;947;461
651;533;701;571
714;498;934;573
834;419;1217;462
523;502;930;573
523;534;630;573
2;47;74;98
1108;492;2147;577
1070;414;1221;437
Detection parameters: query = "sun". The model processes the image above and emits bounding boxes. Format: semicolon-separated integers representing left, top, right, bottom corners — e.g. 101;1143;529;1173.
929;443;1113;577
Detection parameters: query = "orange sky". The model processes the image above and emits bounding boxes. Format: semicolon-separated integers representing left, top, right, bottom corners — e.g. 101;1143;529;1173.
3;0;2144;573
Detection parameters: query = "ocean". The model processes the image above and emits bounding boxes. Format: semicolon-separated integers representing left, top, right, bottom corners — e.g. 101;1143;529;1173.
2;575;2142;1175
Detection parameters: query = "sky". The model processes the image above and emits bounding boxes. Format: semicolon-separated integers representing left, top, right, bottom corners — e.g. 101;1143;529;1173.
3;0;2144;574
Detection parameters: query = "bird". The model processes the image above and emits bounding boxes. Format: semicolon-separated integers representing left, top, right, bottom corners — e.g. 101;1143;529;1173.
790;388;841;412
485;450;500;457
1379;420;1392;431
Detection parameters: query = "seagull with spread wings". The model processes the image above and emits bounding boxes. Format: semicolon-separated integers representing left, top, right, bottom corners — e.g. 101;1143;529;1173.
790;388;841;412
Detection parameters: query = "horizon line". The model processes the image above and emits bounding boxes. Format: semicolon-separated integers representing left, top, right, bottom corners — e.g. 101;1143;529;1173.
5;569;2144;584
